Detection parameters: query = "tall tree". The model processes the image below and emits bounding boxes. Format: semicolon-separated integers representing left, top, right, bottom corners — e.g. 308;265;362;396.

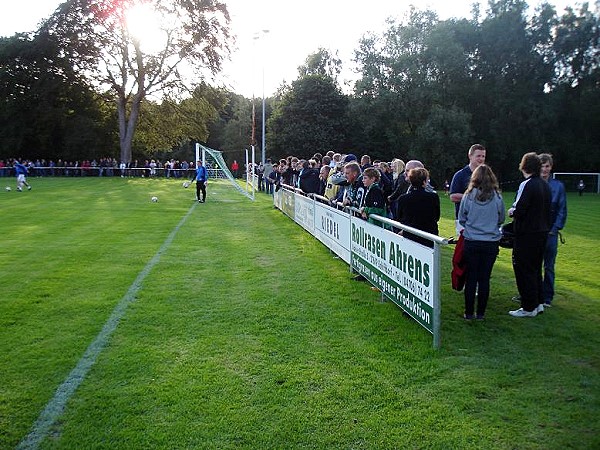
40;0;231;163
297;48;342;80
268;75;349;158
472;0;556;176
547;3;600;170
134;83;227;157
0;33;115;160
207;92;258;163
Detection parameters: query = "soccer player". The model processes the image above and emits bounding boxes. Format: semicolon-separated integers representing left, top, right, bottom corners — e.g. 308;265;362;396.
14;161;32;191
192;160;208;203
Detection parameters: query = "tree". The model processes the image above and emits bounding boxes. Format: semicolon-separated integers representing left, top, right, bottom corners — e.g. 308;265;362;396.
134;83;226;158
297;48;342;80
351;15;477;168
268;74;350;158
0;33;115;160
40;0;231;163
470;0;556;177
207;91;259;164
547;3;600;171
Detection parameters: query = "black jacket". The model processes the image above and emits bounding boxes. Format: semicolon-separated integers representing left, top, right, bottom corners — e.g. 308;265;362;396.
512;175;552;235
298;168;321;194
397;187;440;247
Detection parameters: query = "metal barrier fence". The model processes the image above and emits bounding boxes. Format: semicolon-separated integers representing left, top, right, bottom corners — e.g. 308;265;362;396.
273;184;448;349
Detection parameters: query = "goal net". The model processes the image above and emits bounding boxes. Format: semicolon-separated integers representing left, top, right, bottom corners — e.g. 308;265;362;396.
195;143;254;201
553;172;600;194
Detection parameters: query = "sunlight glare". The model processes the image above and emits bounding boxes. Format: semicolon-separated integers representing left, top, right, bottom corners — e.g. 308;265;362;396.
125;2;166;54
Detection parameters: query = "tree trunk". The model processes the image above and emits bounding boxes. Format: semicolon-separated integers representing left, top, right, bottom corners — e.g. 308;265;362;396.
117;95;142;164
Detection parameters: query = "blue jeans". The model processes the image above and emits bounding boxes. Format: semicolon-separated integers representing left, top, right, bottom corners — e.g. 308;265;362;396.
464;240;499;317
543;232;558;304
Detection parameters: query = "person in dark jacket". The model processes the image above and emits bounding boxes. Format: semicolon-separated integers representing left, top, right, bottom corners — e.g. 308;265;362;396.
508;152;552;318
360;168;387;226
397;167;440;248
298;159;321;194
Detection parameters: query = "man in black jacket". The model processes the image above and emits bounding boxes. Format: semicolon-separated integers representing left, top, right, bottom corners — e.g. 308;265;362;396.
508;152;552;317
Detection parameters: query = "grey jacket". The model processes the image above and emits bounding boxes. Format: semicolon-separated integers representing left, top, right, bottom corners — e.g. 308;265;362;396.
458;189;505;241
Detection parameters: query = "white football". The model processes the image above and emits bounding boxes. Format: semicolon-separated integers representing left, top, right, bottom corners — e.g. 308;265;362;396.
183;181;190;188
151;196;158;202
5;186;11;191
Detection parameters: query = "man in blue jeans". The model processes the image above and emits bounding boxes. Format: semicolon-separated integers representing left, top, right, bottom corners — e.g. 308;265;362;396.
539;153;567;306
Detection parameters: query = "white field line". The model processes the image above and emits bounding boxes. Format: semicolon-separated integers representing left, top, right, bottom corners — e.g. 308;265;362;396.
17;203;197;450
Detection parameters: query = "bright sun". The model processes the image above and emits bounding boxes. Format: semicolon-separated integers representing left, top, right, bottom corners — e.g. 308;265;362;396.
125;3;166;53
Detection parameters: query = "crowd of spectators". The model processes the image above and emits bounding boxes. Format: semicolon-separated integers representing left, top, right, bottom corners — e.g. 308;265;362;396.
256;147;565;322
0;157;204;178
252;150;424;235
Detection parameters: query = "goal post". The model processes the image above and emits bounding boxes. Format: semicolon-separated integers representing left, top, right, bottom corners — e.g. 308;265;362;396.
194;143;254;201
553;172;600;194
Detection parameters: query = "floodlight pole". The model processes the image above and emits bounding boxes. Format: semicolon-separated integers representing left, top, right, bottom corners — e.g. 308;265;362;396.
253;29;269;165
261;72;266;165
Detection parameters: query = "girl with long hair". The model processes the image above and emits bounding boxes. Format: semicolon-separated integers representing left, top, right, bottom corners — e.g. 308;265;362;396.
458;164;505;320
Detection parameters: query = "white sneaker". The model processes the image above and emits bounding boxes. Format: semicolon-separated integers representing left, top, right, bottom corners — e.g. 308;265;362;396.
509;308;538;318
536;304;544;314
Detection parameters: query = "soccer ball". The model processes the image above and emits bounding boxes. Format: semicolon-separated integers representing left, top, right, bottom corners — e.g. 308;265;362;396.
151;196;158;202
182;181;190;188
5;186;11;191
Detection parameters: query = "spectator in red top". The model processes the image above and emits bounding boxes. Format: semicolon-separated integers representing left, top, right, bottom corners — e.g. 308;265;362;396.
231;160;239;178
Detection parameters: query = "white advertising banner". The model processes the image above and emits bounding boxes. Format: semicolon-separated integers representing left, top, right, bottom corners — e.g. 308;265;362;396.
349;216;436;334
273;187;442;347
294;194;315;234
314;201;352;264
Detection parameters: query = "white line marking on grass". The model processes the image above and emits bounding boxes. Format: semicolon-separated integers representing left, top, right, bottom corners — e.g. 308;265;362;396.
17;203;197;450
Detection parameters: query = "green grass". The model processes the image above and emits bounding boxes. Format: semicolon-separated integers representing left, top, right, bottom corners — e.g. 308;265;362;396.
1;177;598;449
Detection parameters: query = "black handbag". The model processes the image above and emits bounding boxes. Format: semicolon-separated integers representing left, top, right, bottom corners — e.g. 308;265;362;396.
499;222;515;248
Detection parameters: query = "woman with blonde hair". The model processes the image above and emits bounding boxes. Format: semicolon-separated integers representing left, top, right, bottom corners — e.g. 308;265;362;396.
458;164;505;320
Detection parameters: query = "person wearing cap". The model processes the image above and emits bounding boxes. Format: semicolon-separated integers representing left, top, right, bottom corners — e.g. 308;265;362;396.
344;153;357;164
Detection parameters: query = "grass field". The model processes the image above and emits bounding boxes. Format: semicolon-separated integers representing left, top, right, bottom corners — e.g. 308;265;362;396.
1;177;599;449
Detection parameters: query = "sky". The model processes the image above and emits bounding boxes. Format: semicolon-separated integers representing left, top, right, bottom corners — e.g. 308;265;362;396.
0;0;578;98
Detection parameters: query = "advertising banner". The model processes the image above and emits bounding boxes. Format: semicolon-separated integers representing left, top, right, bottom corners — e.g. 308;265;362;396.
294;194;315;234
281;188;295;220
273;188;283;210
350;217;435;334
314;201;352;264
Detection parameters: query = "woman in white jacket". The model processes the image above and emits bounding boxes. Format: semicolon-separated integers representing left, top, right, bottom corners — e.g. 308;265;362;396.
458;165;505;320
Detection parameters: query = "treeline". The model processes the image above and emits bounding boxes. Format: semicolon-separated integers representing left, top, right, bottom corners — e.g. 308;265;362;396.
266;1;600;185
1;0;599;186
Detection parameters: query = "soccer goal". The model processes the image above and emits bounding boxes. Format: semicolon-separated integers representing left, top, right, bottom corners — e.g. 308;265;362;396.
553;172;600;194
195;143;254;201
